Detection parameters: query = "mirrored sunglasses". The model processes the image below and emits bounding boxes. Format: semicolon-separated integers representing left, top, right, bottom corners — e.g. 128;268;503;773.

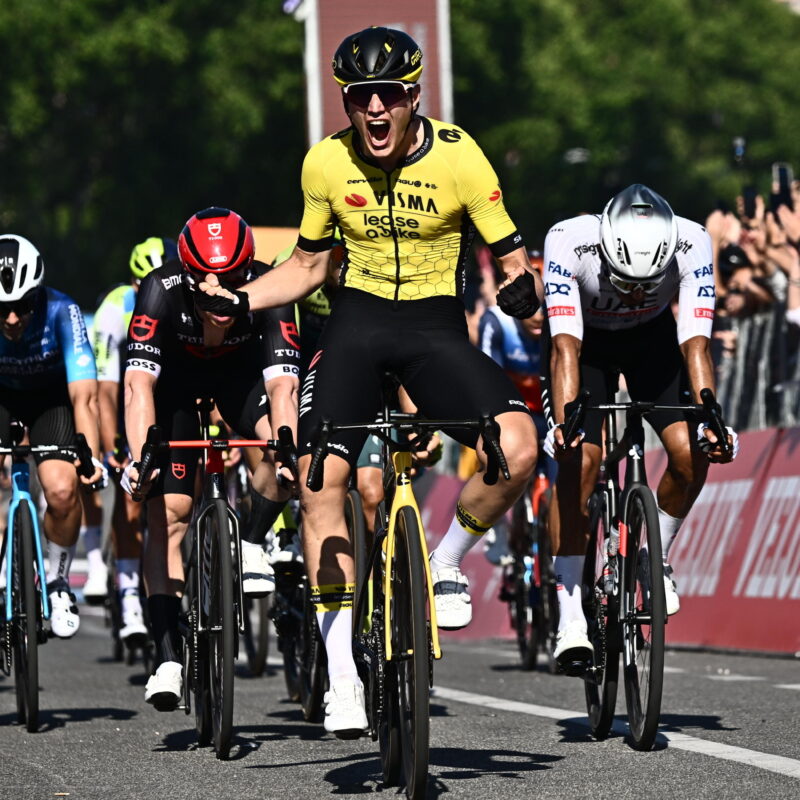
608;272;664;295
343;81;415;109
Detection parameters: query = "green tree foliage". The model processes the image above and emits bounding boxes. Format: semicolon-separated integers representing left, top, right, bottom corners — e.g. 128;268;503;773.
2;1;800;303
452;0;800;245
0;0;304;304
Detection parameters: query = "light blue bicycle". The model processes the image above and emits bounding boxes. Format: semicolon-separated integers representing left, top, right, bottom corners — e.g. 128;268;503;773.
1;421;93;731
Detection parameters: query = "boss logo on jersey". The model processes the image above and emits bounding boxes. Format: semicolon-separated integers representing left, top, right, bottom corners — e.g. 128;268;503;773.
697;285;715;298
362;213;421;240
676;238;693;255
345;194;368;207
693;264;713;279
207;223;222;237
547;306;576;317
438;128;461;143
547;261;573;279
130;342;161;355
161;274;182;290
130;314;158;341
374;191;438;214
574;243;600;258
127;358;158;372
545;282;570;296
280;320;300;348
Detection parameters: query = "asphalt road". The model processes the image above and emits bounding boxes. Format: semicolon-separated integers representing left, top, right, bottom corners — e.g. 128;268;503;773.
0;606;798;800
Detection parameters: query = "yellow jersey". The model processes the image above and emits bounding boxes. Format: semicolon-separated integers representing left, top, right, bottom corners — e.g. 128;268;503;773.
297;117;522;302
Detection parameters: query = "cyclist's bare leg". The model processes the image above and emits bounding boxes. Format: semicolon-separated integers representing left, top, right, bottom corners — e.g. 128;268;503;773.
113;488;143;559
143;494;192;597
38;459;81;547
298;452;359;683
550;442;601;557
357;465;382;535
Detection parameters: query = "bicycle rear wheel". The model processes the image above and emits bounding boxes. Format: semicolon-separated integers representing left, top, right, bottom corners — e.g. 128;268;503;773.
582;490;619;740
12;503;40;732
509;496;538;670
206;500;236;759
621;486;665;751
535;489;559;674
391;506;430;800
242;595;271;676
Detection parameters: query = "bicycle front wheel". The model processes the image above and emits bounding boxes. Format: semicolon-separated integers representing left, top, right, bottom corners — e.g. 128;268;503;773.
535;488;560;674
391;506;430;800
582;490;619;740
621;486;665;751
206;500;236;759
12;503;40;732
299;579;327;722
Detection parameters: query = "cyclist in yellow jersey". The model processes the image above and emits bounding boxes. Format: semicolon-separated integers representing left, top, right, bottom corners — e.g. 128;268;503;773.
195;26;543;737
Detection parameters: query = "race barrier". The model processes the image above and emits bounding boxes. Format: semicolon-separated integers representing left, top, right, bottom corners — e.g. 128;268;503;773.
418;426;800;654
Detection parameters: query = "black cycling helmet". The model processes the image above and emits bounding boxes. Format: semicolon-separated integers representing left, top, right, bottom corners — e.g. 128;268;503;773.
332;26;423;86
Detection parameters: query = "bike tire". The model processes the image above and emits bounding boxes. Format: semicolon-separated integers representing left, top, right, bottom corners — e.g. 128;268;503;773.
535;489;560;674
207;499;236;759
372;503;402;786
392;506;430;800
242;595;271;677
299;581;327;723
582;490;620;740
621;485;665;751
186;556;212;746
346;489;368;633
509;495;538;670
12;503;39;732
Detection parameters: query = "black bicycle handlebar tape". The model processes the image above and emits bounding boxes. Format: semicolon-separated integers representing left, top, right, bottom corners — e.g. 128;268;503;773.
74;433;95;479
562;390;591;446
700;388;732;457
277;425;299;482
479;414;510;485
136;424;164;492
306;419;332;492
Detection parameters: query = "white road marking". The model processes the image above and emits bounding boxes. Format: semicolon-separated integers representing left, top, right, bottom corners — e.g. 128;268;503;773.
706;674;766;682
775;684;800;691
432;685;800;780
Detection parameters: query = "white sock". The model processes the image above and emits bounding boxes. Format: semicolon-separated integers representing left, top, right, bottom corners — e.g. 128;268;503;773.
81;525;104;572
47;542;76;584
430;502;491;571
116;558;140;594
312;583;359;684
554;554;585;632
658;508;684;564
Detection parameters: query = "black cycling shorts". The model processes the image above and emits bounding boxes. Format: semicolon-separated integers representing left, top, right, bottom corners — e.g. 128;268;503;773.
542;309;689;447
297;288;527;468
0;384;77;464
149;368;269;497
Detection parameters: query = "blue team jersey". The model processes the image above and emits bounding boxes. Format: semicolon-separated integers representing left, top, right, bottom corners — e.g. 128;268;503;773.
478;305;543;414
0;287;97;390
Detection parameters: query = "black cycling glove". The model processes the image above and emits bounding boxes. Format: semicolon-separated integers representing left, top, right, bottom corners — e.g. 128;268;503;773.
192;287;250;317
496;272;539;319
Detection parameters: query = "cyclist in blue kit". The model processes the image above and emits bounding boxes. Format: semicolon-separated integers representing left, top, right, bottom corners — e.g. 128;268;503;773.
0;234;106;638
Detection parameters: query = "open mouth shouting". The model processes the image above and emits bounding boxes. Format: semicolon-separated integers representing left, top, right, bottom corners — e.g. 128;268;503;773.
366;119;392;150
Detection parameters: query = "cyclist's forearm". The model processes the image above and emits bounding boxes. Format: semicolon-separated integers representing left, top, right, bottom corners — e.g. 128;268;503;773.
123;373;157;462
551;334;582;424
98;380;120;455
68;378;101;457
266;377;299;442
680;335;715;402
244;249;329;310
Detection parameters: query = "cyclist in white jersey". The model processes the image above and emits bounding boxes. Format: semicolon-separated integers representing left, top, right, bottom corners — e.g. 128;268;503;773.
542;185;737;672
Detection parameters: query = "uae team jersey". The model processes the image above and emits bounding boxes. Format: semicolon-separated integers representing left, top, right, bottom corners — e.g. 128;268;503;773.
543;214;715;344
298;116;522;302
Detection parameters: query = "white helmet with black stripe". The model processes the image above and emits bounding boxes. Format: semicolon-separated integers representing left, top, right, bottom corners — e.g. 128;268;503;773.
599;184;678;292
0;234;44;302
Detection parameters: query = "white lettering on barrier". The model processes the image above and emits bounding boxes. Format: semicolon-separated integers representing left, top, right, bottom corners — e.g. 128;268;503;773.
671;479;753;596
732;476;800;599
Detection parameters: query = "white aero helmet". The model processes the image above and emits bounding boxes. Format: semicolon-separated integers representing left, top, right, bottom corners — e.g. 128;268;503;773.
599;184;678;293
0;234;44;302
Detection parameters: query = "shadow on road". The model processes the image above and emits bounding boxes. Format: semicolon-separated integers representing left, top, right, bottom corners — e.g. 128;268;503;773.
0;706;138;733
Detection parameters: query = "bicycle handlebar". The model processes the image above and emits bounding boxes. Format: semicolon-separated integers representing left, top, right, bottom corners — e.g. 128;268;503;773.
0;432;96;483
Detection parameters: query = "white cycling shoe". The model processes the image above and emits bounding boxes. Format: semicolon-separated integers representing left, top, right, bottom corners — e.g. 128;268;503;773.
663;564;681;616
48;578;80;638
241;542;276;597
431;564;472;630
554;619;593;676
323;679;369;739
120;593;149;644
82;562;108;605
145;661;183;711
267;529;303;566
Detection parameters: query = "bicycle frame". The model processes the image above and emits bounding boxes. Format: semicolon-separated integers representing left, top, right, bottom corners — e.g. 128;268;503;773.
4;462;50;622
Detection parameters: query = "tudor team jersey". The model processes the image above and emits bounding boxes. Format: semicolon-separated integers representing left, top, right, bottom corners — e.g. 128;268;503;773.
478;305;543;414
0;287;96;390
298;117;522;302
543;214;715;343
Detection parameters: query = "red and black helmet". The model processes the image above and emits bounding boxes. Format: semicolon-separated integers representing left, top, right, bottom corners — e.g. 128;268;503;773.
177;207;255;275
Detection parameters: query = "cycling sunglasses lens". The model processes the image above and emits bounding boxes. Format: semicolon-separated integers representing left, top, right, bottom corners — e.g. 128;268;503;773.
346;82;408;108
0;295;35;317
